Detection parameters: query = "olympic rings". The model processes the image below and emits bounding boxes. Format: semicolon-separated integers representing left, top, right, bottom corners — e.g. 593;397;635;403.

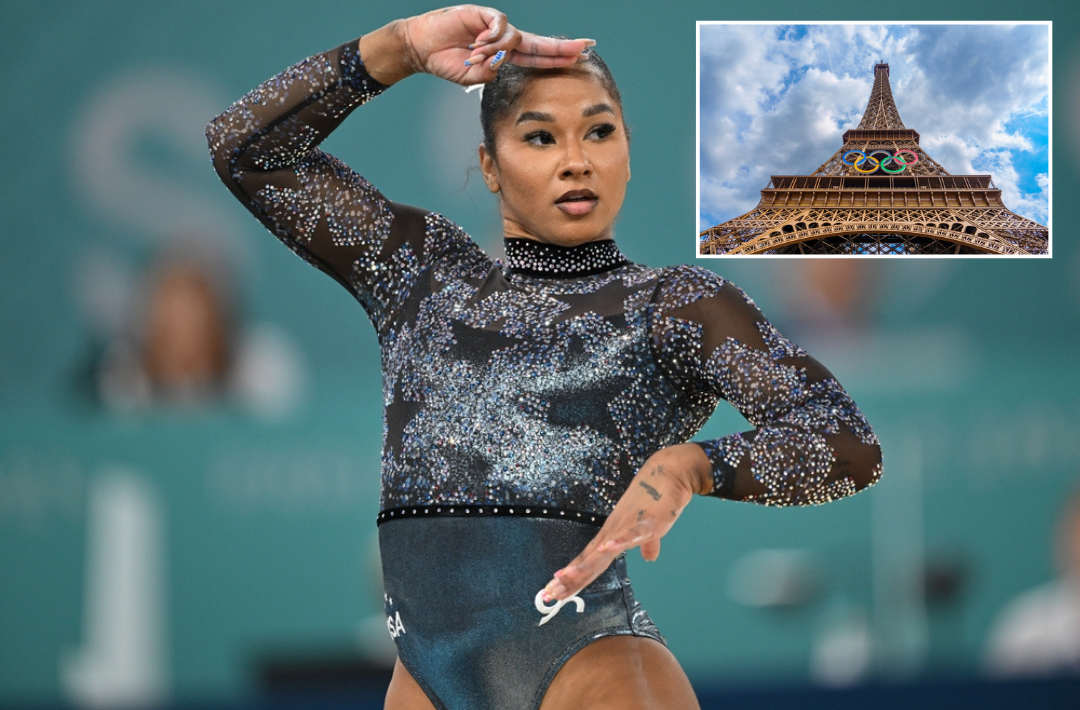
842;149;920;174
849;150;887;173
895;149;919;165
874;150;906;174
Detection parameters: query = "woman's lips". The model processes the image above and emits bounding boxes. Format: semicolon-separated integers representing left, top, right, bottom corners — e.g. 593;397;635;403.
556;189;599;216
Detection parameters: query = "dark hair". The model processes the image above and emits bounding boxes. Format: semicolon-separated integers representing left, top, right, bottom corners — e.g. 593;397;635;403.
479;49;625;158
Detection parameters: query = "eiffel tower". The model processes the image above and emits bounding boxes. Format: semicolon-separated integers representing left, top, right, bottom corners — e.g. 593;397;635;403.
699;63;1048;255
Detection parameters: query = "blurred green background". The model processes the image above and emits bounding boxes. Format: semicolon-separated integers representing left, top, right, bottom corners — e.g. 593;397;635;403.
2;0;1077;706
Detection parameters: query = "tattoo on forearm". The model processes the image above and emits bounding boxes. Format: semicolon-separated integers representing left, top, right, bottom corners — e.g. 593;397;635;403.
638;481;662;501
650;465;666;477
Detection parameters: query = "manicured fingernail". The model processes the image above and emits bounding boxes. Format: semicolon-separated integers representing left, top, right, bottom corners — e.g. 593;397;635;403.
545;579;566;598
584;39;597;47
490;50;506;67
554;569;564;578
464;59;472;66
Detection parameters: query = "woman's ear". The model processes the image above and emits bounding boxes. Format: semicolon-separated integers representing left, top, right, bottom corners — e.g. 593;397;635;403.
479;143;500;194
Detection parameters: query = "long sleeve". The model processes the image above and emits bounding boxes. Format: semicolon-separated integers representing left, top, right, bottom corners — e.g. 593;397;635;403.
205;40;478;335
651;266;882;506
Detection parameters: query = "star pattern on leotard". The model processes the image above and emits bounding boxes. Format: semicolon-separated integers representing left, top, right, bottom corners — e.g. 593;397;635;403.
208;44;882;519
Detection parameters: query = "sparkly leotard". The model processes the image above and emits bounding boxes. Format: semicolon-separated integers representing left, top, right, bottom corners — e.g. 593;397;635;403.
207;38;882;710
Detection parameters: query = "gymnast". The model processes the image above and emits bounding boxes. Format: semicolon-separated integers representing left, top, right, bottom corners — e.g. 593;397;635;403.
207;6;883;708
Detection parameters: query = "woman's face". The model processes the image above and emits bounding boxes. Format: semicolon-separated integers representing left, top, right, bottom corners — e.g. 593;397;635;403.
479;70;630;247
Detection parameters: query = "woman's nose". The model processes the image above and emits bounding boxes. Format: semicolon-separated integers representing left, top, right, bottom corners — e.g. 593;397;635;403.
560;141;591;177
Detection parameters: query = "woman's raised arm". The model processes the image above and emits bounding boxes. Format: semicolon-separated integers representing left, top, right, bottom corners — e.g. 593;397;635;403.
205;33;407;332
205;6;591;333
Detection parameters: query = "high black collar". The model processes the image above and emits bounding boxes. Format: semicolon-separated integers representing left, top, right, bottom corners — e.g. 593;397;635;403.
503;238;630;278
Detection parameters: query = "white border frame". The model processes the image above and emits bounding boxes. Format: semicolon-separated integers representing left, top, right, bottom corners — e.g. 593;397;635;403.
695;20;1053;259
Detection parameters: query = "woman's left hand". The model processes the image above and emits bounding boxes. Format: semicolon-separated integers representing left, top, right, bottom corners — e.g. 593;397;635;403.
541;443;713;602
361;6;592;87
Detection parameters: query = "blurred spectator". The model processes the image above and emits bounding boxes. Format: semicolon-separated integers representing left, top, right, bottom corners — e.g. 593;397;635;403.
141;257;233;398
778;260;881;340
984;489;1080;677
75;238;305;416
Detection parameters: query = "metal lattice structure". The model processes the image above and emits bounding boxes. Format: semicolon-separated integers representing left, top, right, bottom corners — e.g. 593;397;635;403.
856;61;906;130
700;63;1048;255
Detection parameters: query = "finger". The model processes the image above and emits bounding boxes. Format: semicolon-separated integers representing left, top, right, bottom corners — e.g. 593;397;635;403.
471;25;591;72
542;523;655;600
458;7;503;64
468;29;590;72
488;48;510;70
539;566;578;602
470;6;506;46
506;49;583;69
463;23;521;71
487;23;523;70
539;530;614;600
510;35;595;65
540;505;671;599
519;34;595;57
599;518;658;555
463;48;509;71
640;539;661;562
542;549;615;601
462;50;489;68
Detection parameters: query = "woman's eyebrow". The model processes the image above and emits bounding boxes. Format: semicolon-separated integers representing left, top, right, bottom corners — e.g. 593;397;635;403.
516;110;556;125
515;104;615;125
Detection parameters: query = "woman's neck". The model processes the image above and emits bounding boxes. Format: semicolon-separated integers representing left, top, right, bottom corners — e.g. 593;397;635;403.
503;237;629;278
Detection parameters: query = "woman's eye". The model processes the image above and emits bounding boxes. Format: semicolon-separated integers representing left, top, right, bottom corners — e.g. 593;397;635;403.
525;131;555;146
589;123;617;140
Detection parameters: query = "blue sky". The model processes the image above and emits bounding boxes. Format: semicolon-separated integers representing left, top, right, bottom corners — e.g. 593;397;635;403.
697;23;1050;231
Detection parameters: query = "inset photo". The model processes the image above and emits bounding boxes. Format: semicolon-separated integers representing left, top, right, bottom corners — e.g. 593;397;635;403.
697;22;1050;256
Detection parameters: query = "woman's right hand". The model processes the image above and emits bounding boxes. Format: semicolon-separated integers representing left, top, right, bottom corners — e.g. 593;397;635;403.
360;5;593;86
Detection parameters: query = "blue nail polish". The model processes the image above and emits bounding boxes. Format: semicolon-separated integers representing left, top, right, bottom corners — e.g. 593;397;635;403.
490;50;506;67
464;59;472;66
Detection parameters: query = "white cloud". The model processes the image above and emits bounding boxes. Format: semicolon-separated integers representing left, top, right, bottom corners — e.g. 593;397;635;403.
1004;170;1050;226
